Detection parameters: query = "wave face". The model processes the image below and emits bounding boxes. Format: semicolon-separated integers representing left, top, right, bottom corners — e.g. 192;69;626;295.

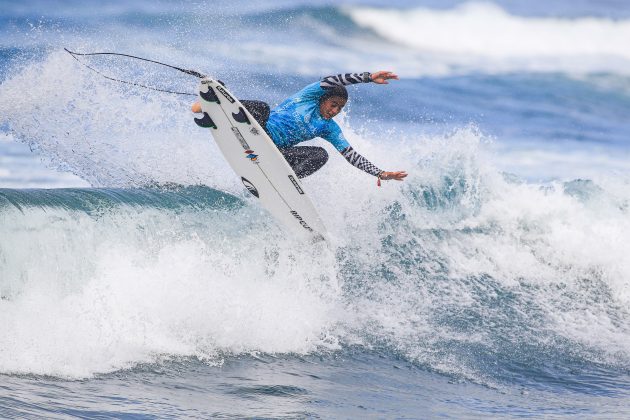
0;185;337;378
1;0;630;416
1;136;629;390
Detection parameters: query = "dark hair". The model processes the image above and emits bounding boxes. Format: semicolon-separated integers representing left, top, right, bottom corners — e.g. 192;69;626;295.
319;86;348;104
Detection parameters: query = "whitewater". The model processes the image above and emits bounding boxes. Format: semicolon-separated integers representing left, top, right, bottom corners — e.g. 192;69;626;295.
1;0;630;418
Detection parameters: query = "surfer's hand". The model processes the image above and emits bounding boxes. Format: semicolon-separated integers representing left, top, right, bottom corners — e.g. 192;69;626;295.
380;171;407;181
191;102;202;113
371;71;399;84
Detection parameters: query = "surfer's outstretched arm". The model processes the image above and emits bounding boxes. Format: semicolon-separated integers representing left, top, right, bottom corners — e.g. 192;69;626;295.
320;70;399;88
339;146;407;181
340;146;383;177
319;71;406;182
325;125;407;182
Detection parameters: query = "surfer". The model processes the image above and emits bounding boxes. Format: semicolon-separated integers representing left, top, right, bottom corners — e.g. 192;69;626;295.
193;71;407;183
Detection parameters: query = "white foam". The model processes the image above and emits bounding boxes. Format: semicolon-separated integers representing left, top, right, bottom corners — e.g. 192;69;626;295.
490;141;630;182
0;205;340;378
2;50;630;382
1;124;629;381
346;2;630;75
311;123;630;383
0;51;237;190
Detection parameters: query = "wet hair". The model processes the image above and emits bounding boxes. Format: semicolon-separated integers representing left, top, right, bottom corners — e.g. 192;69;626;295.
319;86;348;104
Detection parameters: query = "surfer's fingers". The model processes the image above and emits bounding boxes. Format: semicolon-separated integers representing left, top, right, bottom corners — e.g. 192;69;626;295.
373;70;393;79
381;171;406;180
393;171;408;180
373;72;399;84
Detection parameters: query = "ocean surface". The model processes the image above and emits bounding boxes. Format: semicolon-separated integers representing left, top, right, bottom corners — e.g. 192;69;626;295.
1;0;630;418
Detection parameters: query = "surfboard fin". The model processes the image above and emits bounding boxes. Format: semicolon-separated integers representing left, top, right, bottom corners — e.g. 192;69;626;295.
232;107;251;124
194;112;217;129
200;87;220;104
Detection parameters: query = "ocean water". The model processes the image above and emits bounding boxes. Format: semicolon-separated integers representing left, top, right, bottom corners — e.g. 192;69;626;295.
1;0;630;418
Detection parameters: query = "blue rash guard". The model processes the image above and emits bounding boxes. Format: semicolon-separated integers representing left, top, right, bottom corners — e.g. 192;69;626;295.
265;73;384;177
266;82;350;151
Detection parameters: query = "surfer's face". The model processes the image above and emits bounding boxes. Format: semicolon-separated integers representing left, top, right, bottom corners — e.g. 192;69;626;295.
320;97;347;120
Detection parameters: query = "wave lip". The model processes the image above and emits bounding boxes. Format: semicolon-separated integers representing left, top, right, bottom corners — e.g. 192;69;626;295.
0;186;242;214
345;2;630;74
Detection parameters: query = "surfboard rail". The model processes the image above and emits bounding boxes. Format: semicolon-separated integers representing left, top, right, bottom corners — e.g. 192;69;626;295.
195;79;327;241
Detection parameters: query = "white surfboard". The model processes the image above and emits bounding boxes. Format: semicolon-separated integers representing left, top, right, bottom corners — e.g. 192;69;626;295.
195;78;327;241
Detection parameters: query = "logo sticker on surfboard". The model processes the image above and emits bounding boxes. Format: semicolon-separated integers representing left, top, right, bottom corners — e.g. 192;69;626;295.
288;175;304;194
231;127;250;149
290;210;313;232
244;149;259;162
216;85;236;103
241;177;259;198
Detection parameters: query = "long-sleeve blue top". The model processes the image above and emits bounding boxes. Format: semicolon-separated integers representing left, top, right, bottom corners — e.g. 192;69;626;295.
265;73;383;177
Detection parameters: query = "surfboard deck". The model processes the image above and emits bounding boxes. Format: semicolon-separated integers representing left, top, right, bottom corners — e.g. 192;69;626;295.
194;78;327;241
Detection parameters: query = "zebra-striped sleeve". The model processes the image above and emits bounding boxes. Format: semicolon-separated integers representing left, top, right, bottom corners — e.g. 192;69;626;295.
340;146;383;177
321;72;371;88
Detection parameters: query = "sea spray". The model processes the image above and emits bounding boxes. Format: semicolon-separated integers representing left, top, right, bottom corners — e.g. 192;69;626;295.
1;122;628;386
